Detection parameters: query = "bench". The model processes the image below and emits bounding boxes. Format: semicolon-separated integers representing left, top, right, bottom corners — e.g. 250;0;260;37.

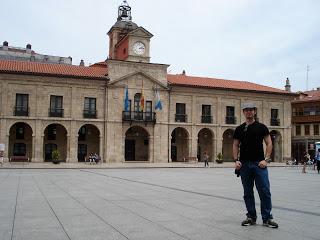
9;156;30;162
183;156;198;163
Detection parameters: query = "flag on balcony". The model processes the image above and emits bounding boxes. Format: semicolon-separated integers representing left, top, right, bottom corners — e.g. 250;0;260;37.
140;88;145;111
155;87;162;110
124;85;130;111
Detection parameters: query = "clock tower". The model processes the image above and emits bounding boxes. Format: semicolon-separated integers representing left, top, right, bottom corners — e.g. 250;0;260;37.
107;1;153;63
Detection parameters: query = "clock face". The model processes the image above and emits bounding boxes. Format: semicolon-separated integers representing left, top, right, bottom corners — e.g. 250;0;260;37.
133;41;145;55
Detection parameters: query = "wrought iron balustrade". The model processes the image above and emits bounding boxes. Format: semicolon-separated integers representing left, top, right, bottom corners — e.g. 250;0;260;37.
225;116;236;124
122;111;156;122
175;114;187;123
83;109;97;119
14;106;29;116
49;108;64;117
201;115;212;123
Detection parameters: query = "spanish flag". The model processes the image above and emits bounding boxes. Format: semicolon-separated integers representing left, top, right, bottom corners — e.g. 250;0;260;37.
140;88;145;111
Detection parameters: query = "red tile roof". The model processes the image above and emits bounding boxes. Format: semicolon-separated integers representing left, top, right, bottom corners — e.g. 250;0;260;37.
0;60;108;80
168;74;292;94
293;89;320;103
89;61;108;68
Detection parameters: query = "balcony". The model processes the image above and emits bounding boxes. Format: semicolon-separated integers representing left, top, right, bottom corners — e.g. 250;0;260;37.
175;114;187;123
201;115;212;123
122;111;156;123
270;118;280;126
49;108;64;117
292;111;320;123
225;116;236;124
83;109;97;119
14;106;29;116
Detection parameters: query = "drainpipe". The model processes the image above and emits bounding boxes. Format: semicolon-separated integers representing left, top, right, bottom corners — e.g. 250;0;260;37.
168;86;171;163
103;77;109;163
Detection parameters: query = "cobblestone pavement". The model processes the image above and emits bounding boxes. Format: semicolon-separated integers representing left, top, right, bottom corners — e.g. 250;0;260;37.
0;166;319;240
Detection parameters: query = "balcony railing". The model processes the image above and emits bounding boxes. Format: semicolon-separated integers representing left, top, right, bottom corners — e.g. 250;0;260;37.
122;111;156;122
175;114;187;123
83;109;97;119
293;111;320;116
49;108;64;117
225;116;236;124
270;118;280;126
201;115;212;123
14;106;29;116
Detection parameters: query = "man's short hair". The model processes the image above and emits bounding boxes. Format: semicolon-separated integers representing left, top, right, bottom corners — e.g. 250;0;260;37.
241;102;256;110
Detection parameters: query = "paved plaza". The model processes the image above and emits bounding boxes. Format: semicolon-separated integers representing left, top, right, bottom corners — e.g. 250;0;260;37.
0;166;319;240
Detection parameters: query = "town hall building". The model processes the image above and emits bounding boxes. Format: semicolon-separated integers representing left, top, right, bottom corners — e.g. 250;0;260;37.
0;1;296;164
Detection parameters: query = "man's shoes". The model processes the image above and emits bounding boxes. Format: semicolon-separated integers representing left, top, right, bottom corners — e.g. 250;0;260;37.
241;217;256;226
263;219;279;228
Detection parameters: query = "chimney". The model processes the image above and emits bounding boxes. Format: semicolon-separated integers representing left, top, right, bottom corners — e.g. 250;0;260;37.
67;56;72;64
30;52;35;62
79;59;85;66
2;41;8;50
26;43;32;53
317;87;320;91
285;77;291;92
182;70;186;75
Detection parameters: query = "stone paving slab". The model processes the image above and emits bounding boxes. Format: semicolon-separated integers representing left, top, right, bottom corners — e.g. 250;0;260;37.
0;167;319;240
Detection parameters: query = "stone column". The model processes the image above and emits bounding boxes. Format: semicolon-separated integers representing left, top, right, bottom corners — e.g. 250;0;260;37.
33;120;44;162
216;128;223;157
99;135;103;161
148;135;154;163
68;134;78;163
34;134;44;163
212;135;216;162
66;134;71;162
5;133;9;161
188;137;193;157
31;134;35;162
168;136;172;162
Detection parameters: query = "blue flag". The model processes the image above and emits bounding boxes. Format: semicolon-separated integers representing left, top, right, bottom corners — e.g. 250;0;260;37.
155;88;162;110
124;86;130;111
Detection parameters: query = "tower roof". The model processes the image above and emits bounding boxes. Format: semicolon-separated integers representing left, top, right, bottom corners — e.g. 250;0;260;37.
109;1;138;33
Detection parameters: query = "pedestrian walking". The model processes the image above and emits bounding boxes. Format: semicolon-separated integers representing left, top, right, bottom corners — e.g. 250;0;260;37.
315;148;320;174
203;152;209;168
302;152;310;173
233;102;278;228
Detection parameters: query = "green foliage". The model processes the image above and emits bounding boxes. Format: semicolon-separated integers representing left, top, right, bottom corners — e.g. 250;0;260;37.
216;153;223;163
52;149;60;161
217;153;223;160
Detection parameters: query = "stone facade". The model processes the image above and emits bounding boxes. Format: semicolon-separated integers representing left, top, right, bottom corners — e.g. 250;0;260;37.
0;1;296;164
291;89;320;161
0;64;294;163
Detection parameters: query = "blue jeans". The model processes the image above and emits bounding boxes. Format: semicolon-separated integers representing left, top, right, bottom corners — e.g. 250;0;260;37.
240;161;272;221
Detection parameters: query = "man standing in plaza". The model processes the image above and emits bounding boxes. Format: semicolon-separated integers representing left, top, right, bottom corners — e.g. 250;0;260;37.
233;102;278;228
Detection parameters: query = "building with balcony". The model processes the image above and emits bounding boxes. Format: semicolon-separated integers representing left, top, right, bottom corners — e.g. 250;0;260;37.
0;1;296;163
292;88;320;161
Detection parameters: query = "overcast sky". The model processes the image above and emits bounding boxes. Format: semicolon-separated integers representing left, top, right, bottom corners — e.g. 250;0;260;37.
2;0;320;92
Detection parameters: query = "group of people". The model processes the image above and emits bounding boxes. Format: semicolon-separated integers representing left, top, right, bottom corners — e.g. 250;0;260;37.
302;149;320;174
87;153;101;164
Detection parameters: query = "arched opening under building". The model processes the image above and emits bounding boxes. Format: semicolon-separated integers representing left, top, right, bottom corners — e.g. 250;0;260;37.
171;127;189;162
77;124;100;162
44;124;67;162
270;130;282;162
8;122;33;160
222;129;235;162
125;126;149;161
197;128;214;161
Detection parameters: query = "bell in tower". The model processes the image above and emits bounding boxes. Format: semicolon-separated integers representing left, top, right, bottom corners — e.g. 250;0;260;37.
117;0;132;21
